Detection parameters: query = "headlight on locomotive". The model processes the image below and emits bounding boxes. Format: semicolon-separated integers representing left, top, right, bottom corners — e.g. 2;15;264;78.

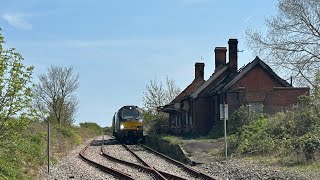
120;124;125;130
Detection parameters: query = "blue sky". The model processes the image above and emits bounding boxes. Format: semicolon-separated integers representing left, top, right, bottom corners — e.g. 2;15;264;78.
1;0;278;127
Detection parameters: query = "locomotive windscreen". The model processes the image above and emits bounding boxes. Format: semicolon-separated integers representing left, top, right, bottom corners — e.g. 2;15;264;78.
121;108;140;119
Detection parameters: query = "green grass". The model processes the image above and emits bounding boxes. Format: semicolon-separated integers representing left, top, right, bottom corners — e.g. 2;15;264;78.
161;135;183;145
281;161;320;177
243;154;320;178
207;148;223;156
0;121;103;179
0;132;45;180
161;133;319;178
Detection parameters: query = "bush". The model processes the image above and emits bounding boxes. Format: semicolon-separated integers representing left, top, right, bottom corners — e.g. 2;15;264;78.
234;116;276;154
0;119;103;179
0;123;47;179
228;70;320;161
144;112;169;135
207;120;224;138
298;127;320;161
229;105;320;162
228;105;257;134
79;122;103;135
56;126;82;145
104;126;113;135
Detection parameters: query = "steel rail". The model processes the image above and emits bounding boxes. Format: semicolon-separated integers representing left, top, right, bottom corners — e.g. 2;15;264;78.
104;137;167;180
101;147;186;180
79;140;134;180
103;137;187;180
140;144;219;180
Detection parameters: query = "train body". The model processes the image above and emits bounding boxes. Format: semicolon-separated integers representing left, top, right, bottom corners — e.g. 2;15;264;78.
112;105;144;142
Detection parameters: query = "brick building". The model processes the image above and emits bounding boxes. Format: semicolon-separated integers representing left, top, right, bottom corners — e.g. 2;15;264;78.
161;39;309;135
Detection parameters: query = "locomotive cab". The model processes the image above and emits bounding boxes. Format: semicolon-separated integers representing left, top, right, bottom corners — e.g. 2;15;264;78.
112;105;144;143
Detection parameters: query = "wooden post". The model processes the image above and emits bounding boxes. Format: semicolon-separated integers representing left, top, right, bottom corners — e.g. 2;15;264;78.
47;121;50;174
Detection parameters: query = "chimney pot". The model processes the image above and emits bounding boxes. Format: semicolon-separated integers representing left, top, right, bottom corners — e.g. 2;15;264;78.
195;62;205;81
214;47;227;71
228;39;238;73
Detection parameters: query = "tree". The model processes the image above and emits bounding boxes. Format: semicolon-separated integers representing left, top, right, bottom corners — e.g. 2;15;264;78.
142;77;180;134
33;66;79;125
142;77;181;114
0;29;34;136
246;0;320;88
296;70;320;161
143;78;165;114
165;77;181;104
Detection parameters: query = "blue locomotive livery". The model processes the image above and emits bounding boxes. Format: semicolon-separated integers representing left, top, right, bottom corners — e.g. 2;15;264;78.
112;105;144;143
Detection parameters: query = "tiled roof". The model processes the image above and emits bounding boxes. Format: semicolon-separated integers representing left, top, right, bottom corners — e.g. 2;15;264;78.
209;56;291;95
170;78;205;104
160;78;205;112
190;65;228;98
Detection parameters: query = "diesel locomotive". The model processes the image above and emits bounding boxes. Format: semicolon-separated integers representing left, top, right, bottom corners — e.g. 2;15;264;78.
112;105;144;142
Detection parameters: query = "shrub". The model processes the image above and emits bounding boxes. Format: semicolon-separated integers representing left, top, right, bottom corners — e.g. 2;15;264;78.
230;116;276;155
207;121;224;138
267;111;297;138
56;126;82;145
79;122;103;135
104;126;113;135
144;112;169;135
298;127;320;161
228;105;257;134
0;123;47;179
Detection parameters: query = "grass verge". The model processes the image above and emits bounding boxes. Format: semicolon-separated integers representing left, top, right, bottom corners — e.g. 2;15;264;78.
0;121;103;179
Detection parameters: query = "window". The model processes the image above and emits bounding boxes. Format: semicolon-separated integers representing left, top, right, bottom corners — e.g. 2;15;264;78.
121;109;140;119
176;114;180;128
248;102;263;113
171;114;176;128
187;110;193;127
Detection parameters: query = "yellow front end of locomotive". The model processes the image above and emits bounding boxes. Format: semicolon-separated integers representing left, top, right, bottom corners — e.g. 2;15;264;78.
120;121;143;130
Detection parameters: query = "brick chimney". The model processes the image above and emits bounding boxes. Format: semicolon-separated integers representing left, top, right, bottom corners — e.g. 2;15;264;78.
214;47;227;72
195;62;205;81
228;39;238;73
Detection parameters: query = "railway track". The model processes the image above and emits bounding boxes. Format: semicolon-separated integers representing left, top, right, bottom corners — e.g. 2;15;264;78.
102;138;185;180
122;144;218;180
139;144;218;180
79;139;134;179
79;136;218;180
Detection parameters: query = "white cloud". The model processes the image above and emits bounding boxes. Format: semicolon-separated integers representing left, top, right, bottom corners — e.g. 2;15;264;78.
2;13;32;30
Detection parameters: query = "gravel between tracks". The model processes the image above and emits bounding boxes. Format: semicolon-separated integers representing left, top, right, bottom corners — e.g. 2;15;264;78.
37;136;116;180
38;136;317;180
103;138;141;165
129;144;202;180
87;137;155;180
103;138;201;179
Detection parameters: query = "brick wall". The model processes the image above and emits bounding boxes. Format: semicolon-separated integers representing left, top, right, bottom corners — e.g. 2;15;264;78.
265;87;309;113
232;64;284;91
192;97;213;133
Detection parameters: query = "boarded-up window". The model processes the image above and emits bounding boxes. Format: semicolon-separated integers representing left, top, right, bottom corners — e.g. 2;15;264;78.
185;111;188;127
171;114;176;128
187;110;193;127
248;102;263;113
175;114;180;128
